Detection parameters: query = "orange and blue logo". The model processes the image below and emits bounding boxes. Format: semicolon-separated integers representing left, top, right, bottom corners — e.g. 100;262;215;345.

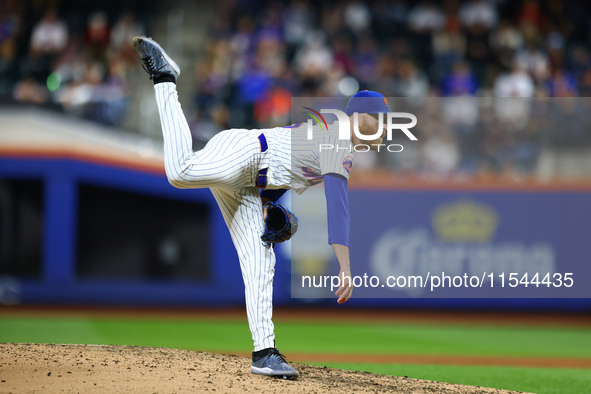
301;166;324;186
342;156;354;174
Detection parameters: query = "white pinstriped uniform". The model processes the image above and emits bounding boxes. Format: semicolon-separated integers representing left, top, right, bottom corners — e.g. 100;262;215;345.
263;122;353;193
154;82;352;351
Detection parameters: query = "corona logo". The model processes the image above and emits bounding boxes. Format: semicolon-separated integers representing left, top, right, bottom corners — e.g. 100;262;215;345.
432;200;498;242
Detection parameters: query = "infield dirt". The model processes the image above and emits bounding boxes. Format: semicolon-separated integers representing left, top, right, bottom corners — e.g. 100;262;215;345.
0;343;527;393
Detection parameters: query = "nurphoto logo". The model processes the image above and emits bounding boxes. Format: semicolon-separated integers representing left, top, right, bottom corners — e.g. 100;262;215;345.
304;108;418;152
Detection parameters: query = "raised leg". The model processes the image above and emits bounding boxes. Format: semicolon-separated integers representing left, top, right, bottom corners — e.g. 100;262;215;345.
153;83;259;190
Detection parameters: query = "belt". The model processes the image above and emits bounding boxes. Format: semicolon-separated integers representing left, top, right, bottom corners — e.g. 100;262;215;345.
256;134;268;189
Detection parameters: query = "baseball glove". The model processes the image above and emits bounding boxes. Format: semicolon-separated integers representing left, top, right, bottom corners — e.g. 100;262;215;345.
261;202;299;248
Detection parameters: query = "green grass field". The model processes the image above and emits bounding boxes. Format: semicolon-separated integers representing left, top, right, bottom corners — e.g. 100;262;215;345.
1;314;590;393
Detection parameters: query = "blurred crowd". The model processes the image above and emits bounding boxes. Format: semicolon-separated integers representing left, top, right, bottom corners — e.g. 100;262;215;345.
191;0;591;178
2;0;591;178
0;0;150;125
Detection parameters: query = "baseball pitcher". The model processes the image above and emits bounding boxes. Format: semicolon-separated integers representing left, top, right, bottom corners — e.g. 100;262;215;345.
133;36;387;378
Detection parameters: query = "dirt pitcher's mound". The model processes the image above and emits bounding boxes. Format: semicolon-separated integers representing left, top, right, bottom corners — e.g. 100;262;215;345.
0;343;524;393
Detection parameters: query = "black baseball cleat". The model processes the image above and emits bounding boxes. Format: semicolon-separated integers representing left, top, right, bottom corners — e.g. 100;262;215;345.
132;36;180;83
251;348;299;378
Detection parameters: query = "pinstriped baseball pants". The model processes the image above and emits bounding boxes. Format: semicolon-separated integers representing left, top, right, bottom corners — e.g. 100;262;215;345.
154;82;275;351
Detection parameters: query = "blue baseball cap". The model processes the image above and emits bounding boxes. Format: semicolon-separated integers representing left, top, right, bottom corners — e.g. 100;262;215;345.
345;90;389;115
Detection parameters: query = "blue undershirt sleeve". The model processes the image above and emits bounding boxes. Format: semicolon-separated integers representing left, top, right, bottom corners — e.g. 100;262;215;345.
260;189;288;203
324;173;350;247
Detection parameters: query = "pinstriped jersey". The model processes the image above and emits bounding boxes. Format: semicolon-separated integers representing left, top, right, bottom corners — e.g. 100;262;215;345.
261;122;353;194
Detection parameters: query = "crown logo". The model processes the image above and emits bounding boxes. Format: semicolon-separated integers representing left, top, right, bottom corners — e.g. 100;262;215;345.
432;200;498;243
